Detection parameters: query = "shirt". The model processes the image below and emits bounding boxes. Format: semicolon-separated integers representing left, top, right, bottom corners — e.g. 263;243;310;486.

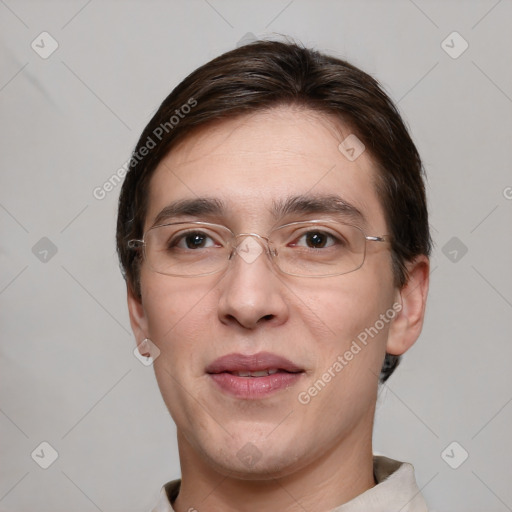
151;455;429;512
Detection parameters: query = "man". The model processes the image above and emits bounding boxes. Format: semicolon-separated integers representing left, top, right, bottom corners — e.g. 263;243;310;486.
117;40;431;511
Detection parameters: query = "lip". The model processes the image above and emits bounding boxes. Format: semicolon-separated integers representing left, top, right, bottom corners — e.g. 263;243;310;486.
206;351;303;374
206;351;305;399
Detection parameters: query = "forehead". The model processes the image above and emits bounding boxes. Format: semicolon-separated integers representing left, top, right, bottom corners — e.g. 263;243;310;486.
145;107;387;231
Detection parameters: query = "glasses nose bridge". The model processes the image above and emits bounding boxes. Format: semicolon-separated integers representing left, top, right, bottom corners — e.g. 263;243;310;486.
229;232;277;260
233;231;268;243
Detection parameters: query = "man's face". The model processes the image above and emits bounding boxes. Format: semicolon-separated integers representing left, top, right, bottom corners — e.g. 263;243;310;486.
130;107;402;478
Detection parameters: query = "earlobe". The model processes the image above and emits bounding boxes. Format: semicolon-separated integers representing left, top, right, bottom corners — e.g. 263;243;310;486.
127;283;149;344
386;255;430;356
136;338;152;358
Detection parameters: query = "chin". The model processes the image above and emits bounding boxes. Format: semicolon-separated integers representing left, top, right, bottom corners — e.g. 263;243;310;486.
203;439;312;481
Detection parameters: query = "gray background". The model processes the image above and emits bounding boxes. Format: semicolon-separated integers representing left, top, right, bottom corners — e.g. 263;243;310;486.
1;0;511;511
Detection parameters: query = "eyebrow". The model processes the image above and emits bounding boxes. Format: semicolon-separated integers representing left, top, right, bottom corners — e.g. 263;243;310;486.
151;194;366;227
271;194;366;226
152;197;225;226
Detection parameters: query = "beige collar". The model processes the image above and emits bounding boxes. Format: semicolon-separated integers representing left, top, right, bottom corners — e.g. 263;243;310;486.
152;455;428;512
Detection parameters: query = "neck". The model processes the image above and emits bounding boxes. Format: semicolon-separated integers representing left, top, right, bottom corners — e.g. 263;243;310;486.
173;425;375;512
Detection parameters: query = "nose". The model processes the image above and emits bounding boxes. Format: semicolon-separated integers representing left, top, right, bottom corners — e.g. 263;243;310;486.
217;235;289;329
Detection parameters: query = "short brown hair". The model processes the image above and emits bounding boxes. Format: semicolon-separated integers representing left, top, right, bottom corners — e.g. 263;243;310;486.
116;40;431;382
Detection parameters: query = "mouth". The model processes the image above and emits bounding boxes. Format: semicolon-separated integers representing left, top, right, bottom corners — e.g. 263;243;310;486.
206;352;305;399
226;368;296;377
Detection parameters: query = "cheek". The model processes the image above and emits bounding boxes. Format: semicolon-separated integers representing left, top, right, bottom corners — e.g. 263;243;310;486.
140;274;218;423
296;279;393;427
298;263;394;340
294;254;396;378
140;272;216;359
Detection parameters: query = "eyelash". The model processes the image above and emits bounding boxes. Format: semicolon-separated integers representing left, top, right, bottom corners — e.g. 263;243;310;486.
169;231;220;249
168;229;343;250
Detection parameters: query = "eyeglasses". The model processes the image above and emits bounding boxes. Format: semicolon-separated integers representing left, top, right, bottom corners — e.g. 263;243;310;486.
127;220;389;278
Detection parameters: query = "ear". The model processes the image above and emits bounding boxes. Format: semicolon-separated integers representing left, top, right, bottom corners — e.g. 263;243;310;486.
386;255;430;356
127;283;150;355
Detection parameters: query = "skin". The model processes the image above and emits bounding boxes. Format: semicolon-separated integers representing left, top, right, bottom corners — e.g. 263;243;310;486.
127;106;429;512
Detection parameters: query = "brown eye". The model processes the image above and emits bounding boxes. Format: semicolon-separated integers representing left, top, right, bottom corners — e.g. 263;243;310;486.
293;230;338;249
184;233;208;249
172;231;217;250
305;232;329;248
